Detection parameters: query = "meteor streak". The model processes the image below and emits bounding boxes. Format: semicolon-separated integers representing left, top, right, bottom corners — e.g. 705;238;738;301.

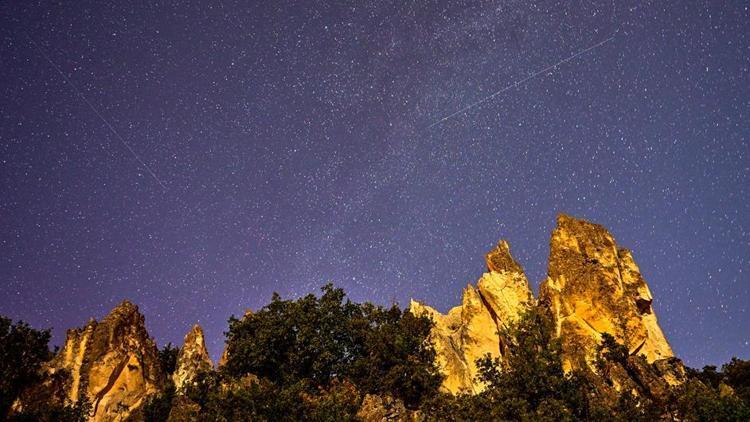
26;34;168;190
428;34;615;129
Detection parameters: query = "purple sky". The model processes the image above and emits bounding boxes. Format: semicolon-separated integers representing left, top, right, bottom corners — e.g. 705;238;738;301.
1;1;748;368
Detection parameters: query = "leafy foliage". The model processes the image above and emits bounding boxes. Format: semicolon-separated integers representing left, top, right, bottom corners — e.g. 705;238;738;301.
679;360;750;421
3;285;750;421
8;398;91;422
420;307;598;421
0;316;53;417
722;358;750;404
223;283;441;408
142;380;176;422
157;342;180;375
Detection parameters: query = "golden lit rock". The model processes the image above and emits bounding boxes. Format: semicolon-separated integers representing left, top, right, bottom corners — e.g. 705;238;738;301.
410;240;533;394
43;301;164;421
173;324;213;391
539;214;674;376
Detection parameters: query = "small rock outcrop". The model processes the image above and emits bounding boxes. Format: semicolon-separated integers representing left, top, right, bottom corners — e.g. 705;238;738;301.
539;214;675;375
18;301;165;421
173;325;213;391
411;215;681;396
410;241;534;394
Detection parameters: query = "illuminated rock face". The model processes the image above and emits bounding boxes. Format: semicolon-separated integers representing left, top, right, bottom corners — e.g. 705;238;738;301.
173;325;213;391
51;301;164;421
410;241;534;394
539;214;674;375
412;215;679;394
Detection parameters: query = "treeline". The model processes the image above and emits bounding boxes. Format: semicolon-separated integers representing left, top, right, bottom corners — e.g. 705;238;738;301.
2;285;749;421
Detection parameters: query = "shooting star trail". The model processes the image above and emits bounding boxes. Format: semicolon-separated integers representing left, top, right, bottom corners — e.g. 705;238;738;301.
428;34;615;129
26;34;168;190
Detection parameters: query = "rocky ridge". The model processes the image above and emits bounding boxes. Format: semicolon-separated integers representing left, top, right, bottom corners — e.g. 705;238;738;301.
15;301;165;421
410;214;680;395
14;214;686;421
410;240;534;394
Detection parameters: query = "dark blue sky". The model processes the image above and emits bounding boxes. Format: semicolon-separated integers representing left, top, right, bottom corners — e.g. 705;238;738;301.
1;1;747;368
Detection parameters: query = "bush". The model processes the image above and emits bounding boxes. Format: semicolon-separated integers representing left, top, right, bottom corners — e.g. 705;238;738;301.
223;284;441;408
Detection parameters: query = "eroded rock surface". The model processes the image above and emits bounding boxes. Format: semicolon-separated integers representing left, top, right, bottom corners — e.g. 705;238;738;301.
19;301;164;421
410;241;533;394
173;324;213;391
539;214;675;375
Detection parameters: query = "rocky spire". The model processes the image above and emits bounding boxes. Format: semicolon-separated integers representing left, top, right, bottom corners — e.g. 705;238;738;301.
539;214;674;373
410;240;533;394
29;300;165;421
173;324;213;391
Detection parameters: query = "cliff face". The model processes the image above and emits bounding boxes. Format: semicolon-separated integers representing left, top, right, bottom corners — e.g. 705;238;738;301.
26;301;165;421
12;213;683;418
410;241;534;394
539;214;674;374
412;215;680;394
173;324;213;391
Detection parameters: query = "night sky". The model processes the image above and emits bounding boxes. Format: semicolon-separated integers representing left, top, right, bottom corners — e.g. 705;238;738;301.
1;1;748;369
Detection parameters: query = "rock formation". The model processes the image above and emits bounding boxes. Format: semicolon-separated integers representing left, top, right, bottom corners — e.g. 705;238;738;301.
173;325;213;391
10;213;686;420
539;214;675;375
19;300;165;421
410;241;534;394
411;215;680;395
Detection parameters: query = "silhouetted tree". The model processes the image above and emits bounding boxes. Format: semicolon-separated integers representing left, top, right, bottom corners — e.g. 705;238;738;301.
223;284;440;408
0;316;53;417
158;342;180;376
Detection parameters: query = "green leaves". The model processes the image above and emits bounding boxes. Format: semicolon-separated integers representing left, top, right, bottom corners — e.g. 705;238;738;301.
223;283;440;408
0;316;53;417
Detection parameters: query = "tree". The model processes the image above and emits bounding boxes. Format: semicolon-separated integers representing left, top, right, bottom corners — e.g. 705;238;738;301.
0;316;53;417
419;307;597;421
142;381;176;422
158;343;180;376
723;358;750;405
223;284;441;409
8;397;91;422
674;378;750;421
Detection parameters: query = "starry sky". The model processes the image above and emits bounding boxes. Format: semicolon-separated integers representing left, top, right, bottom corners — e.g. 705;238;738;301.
1;1;748;368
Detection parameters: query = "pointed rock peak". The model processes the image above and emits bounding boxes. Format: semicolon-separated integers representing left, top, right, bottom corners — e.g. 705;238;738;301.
556;212;596;227
553;214;615;246
485;240;524;274
174;324;213;390
542;214;675;372
100;299;145;330
105;299;140;318
113;299;138;312
187;324;204;338
181;324;209;356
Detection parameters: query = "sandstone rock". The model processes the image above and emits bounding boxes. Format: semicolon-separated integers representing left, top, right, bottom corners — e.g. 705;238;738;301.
20;300;165;421
539;214;675;378
173;324;213;391
410;240;533;394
